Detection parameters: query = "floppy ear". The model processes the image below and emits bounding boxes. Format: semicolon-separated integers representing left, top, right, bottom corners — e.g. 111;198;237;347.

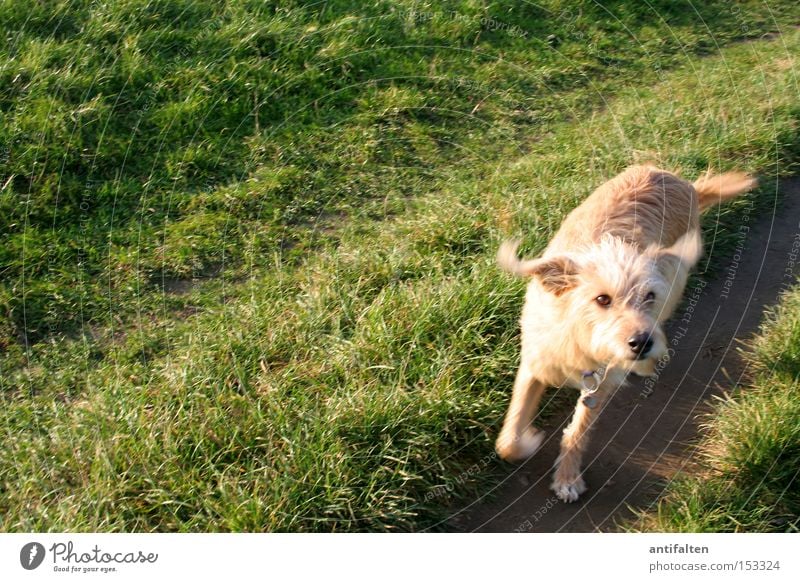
497;241;579;294
530;256;580;295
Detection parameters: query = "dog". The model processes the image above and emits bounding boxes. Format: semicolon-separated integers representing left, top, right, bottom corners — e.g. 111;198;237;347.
495;165;757;502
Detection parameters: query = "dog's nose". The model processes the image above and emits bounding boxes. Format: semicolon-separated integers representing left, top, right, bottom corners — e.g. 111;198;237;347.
628;332;653;356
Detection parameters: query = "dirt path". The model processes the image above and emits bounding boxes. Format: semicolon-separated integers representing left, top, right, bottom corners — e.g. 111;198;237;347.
446;176;800;532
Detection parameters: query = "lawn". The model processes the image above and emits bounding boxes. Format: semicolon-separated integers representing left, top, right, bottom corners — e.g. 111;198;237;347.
1;1;799;531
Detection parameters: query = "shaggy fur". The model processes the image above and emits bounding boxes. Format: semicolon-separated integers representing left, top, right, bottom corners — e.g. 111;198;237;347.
495;165;757;502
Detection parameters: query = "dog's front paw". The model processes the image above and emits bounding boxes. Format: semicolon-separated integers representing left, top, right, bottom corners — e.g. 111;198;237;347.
496;427;545;462
551;473;587;503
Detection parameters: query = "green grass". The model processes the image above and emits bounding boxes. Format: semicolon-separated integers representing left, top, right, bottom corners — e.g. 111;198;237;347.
633;284;800;532
2;0;799;346
1;1;800;531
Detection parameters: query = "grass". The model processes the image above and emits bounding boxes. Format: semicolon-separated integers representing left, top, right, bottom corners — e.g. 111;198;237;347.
3;0;800;347
1;1;800;531
632;284;800;532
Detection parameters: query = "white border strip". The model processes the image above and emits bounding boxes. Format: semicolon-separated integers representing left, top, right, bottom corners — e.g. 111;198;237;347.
1;533;796;581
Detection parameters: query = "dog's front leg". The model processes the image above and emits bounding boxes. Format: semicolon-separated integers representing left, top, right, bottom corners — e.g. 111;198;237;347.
551;391;607;502
495;362;547;462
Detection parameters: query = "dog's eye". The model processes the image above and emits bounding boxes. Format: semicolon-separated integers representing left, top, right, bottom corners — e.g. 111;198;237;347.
595;294;612;307
644;291;656;302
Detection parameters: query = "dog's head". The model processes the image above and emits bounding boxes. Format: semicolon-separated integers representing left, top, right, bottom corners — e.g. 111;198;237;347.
512;231;702;375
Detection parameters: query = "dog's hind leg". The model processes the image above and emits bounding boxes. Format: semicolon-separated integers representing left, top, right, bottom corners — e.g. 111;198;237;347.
551;391;608;502
495;362;547;462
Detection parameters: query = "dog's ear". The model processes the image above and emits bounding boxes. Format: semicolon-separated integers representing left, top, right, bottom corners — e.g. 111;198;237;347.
497;241;579;294
652;230;703;282
526;256;580;295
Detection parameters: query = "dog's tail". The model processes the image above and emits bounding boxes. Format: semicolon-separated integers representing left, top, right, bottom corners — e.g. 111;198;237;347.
693;170;758;211
497;240;539;277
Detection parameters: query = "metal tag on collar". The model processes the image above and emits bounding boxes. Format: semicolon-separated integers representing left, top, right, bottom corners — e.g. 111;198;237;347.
581;370;600;409
581;370;600;394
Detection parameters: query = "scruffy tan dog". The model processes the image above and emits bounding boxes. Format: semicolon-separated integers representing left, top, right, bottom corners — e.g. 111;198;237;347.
495;165;756;502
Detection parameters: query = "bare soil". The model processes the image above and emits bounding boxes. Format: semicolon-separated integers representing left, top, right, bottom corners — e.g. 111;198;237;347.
446;177;800;532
